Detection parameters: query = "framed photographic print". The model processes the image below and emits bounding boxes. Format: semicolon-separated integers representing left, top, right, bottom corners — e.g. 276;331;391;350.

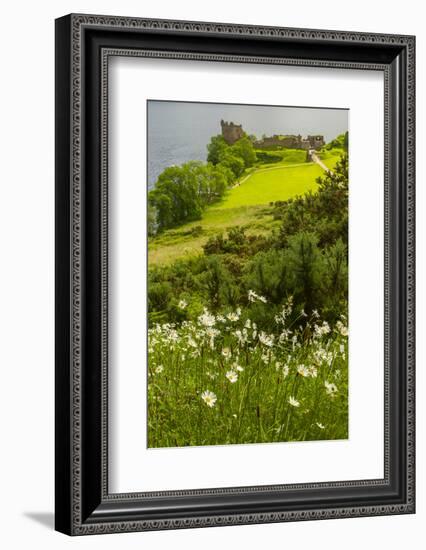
55;14;415;535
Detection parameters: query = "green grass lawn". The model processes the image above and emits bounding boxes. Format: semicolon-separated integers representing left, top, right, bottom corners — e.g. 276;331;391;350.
221;162;323;209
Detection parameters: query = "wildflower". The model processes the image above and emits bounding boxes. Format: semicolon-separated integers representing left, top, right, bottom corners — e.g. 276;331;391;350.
261;352;271;365
336;320;349;337
282;364;290;378
187;337;197;348
221;347;232;360
232;361;244;372
324;380;338;396
297;364;317;378
234;329;249;345
314;321;331;338
198;308;216;327
259;332;274;347
316;422;325;429
201;390;217;408
288;396;300;408
245;319;251;329
313;348;334;366
248;290;267;303
227;311;239;322
308;365;318;378
178;299;187;310
279;329;292;343
225;370;238;383
232;413;237;418
312;309;320;318
155;365;164;374
297;364;310;377
216;315;226;323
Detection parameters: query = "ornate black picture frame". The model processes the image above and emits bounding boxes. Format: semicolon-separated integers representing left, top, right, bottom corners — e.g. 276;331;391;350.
55;13;415;535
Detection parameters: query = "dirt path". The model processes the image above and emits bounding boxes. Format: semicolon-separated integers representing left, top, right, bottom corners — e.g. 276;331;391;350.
310;152;334;175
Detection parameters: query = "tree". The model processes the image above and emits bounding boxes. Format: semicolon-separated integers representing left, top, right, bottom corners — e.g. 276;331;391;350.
220;152;245;178
147;203;158;236
285;232;323;313
344;131;349;151
231;136;257;168
244;249;289;304
202;256;233;310
148;161;233;231
148;191;174;232
148;163;201;230
207;135;228;165
324;239;348;316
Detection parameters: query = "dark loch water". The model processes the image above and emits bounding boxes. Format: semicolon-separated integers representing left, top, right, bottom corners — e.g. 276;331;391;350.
147;101;348;188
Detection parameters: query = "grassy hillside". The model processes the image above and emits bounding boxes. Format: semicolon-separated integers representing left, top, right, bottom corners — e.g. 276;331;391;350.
222;163;323;209
148;147;344;266
149;204;278;265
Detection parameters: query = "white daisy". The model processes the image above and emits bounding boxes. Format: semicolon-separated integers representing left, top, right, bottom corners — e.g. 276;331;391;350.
227;312;239;322
221;347;232;360
225;370;238;383
288;396;300;407
198;308;216;327
324;380;338;396
259;332;274;347
201;390;217;408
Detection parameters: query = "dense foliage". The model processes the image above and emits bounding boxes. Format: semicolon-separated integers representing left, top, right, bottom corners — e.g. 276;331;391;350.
324;131;348;151
148;153;348;329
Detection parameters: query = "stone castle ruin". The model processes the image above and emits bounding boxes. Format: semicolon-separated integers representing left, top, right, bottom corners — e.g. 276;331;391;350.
220;120;245;145
221;120;324;150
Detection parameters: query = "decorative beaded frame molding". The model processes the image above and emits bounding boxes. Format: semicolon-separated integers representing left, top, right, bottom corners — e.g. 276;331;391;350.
55;14;415;536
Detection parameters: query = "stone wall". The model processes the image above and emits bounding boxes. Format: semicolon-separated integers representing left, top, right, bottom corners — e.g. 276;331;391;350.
220;120;325;150
254;134;325;150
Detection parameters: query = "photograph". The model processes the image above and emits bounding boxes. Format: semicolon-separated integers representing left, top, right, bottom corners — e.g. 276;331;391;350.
147;100;349;448
51;9;415;539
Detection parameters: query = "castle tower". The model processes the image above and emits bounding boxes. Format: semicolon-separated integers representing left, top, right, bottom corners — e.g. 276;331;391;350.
221;119;244;145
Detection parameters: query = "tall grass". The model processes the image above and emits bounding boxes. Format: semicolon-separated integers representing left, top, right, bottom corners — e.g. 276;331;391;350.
148;296;348;448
